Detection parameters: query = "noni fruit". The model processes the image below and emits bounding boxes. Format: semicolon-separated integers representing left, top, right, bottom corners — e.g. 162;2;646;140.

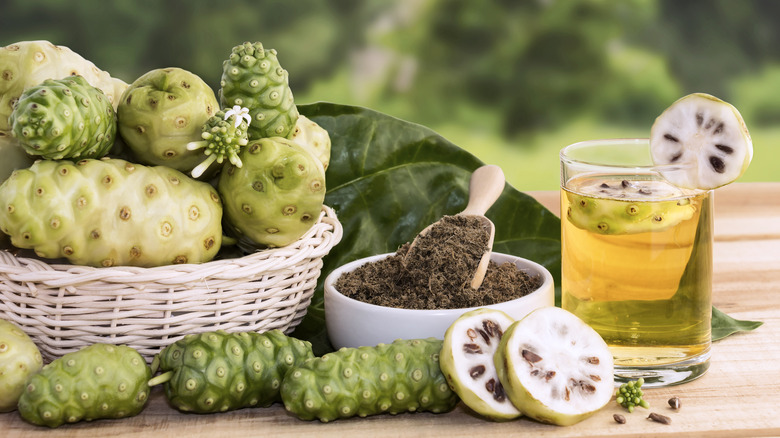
0;319;43;412
10;75;117;160
288;114;331;171
219;42;298;140
17;344;151;428
218;137;325;249
117;67;219;174
280;338;459;422
0;40;127;134
151;329;314;413
0;158;222;267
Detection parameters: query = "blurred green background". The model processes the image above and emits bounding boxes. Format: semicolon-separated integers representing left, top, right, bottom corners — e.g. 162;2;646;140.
2;0;777;191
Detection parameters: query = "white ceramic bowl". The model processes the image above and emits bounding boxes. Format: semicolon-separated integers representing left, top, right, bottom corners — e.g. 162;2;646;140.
324;252;555;349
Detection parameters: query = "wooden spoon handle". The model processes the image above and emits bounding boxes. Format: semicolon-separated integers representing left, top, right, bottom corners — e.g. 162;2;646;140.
460;165;506;216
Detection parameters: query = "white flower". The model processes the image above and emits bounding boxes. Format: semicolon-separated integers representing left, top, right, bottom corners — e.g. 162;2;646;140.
224;105;252;128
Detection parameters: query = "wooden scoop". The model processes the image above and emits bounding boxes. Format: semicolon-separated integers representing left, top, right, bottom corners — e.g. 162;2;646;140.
405;165;506;290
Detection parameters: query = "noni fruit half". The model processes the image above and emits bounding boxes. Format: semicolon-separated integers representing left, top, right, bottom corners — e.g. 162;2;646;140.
118;67;219;174
218;137;325;249
10;75;116;160
0;158;222;267
17;344;152;428
151;329;314;413
0;319;43;412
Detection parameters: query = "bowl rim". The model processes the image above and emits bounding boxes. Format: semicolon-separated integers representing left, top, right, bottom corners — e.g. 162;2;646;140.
323;251;554;315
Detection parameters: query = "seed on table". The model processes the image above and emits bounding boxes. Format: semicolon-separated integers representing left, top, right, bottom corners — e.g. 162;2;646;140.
613;413;626;424
648;412;672;425
668;396;681;410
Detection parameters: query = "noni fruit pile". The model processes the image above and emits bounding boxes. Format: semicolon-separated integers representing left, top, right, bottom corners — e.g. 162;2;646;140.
0;39;332;267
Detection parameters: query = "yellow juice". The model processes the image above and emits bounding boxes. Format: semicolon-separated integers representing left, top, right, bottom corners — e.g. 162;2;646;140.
561;174;712;368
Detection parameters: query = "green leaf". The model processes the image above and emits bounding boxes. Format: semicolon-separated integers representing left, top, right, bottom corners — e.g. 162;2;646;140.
712;307;763;341
291;102;560;349
289;102;760;351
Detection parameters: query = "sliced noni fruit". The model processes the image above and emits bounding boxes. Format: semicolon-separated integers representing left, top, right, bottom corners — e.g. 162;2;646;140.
494;307;614;426
650;92;752;190
440;308;521;421
565;178;697;235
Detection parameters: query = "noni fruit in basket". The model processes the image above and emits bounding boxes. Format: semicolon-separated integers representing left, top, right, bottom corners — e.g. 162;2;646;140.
0;158;222;267
288;114;331;171
10;75;117;160
218;137;325;249
187;106;251;178
117;67;219;174
219;41;298;140
150;329;314;414
0;40;127;133
0;319;43;412
280;338;459;422
17;343;152;428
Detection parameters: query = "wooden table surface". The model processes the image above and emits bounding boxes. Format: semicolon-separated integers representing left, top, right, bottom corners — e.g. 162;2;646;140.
3;182;779;437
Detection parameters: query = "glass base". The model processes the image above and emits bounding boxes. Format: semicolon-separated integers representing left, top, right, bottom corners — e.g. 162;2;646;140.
613;349;711;388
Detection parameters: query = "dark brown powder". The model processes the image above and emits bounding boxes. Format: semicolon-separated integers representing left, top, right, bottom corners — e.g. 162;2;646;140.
334;215;543;310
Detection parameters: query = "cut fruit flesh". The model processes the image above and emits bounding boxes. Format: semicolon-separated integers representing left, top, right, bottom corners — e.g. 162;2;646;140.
650;92;752;190
494;307;614;426
440;308;521;421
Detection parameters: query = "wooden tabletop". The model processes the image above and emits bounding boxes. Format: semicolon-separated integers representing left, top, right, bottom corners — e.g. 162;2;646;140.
3;182;779;437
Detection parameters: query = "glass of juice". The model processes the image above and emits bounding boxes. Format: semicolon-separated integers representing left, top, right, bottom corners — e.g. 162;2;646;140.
560;138;712;387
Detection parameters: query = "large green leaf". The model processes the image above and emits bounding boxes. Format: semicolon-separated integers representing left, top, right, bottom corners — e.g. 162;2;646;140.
289;102;759;354
292;103;561;353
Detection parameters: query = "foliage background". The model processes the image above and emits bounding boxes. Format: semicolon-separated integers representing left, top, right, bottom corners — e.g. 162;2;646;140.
1;0;777;191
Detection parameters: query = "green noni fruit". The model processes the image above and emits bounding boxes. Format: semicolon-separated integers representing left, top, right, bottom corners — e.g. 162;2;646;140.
0;319;43;412
219;42;298;140
281;338;459;422
117;67;219;173
218;137;325;249
0;158;222;267
151;329;314;413
17;344;152;428
10;75;116;160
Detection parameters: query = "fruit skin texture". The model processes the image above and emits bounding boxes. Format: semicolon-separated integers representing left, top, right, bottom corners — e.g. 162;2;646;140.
219;42;298;140
117;67;219;173
154;329;314;414
0;319;43;412
218;137;325;249
10;75;117;160
17;343;152;428
0;40;128;135
280;338;459;422
0;158;222;268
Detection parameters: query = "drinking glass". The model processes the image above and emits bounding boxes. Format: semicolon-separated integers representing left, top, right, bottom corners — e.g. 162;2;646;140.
560;139;712;387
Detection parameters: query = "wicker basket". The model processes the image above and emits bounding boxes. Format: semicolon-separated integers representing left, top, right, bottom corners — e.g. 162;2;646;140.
0;205;342;362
